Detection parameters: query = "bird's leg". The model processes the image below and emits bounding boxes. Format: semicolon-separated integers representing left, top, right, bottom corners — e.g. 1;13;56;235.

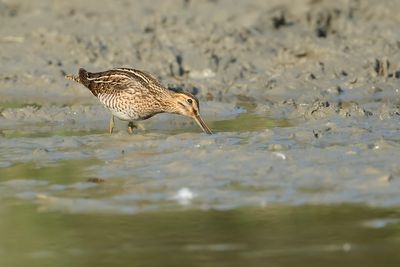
128;122;145;134
109;115;115;134
128;121;136;134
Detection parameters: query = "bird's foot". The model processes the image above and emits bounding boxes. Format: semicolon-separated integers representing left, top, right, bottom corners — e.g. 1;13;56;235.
128;122;136;134
128;122;145;134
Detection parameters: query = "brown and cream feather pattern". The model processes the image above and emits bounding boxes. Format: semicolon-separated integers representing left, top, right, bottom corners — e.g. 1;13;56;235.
65;67;212;134
68;68;175;121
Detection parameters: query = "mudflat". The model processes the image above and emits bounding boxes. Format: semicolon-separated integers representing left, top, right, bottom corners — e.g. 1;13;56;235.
1;1;400;266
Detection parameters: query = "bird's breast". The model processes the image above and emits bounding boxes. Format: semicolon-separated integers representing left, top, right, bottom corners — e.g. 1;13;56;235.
97;92;162;121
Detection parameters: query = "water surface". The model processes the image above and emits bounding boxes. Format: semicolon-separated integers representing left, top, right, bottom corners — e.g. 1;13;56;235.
1;201;399;267
1;111;400;266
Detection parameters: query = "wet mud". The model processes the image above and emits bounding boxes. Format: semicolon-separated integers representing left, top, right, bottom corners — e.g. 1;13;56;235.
1;1;400;266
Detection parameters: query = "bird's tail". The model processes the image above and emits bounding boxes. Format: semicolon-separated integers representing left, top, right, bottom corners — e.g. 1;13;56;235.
65;74;80;82
65;68;88;84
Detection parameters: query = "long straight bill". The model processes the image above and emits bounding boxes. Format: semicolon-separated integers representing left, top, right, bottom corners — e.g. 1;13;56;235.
194;115;213;134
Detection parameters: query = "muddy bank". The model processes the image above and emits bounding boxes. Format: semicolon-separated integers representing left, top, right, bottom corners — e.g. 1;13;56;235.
1;0;400;212
1;114;400;212
2;2;400;266
1;0;400;108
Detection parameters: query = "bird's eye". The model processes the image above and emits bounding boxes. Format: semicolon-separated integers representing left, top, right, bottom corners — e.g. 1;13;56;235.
187;98;193;104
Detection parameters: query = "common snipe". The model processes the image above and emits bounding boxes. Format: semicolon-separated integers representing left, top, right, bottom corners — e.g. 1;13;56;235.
65;68;212;134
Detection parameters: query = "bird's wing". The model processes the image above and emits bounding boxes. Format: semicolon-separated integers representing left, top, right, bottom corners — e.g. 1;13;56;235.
81;68;156;96
112;68;161;85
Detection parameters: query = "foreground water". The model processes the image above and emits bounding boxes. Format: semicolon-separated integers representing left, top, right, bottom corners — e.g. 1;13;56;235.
1;202;399;267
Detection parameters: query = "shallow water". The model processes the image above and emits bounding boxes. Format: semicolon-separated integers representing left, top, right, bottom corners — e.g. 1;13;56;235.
1;202;399;267
1;111;400;266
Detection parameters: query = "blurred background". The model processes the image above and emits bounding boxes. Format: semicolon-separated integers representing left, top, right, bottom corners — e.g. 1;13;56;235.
1;0;400;266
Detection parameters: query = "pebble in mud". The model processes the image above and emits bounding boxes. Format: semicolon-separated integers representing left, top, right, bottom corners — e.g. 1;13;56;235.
268;143;290;151
87;177;106;183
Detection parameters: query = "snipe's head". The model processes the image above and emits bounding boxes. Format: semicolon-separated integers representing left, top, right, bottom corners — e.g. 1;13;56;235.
171;92;213;134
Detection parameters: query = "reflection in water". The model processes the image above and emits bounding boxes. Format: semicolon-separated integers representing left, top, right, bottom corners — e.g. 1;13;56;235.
0;127;105;138
0;111;291;137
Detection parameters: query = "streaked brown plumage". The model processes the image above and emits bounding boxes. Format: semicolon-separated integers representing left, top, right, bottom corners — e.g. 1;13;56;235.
65;68;212;134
